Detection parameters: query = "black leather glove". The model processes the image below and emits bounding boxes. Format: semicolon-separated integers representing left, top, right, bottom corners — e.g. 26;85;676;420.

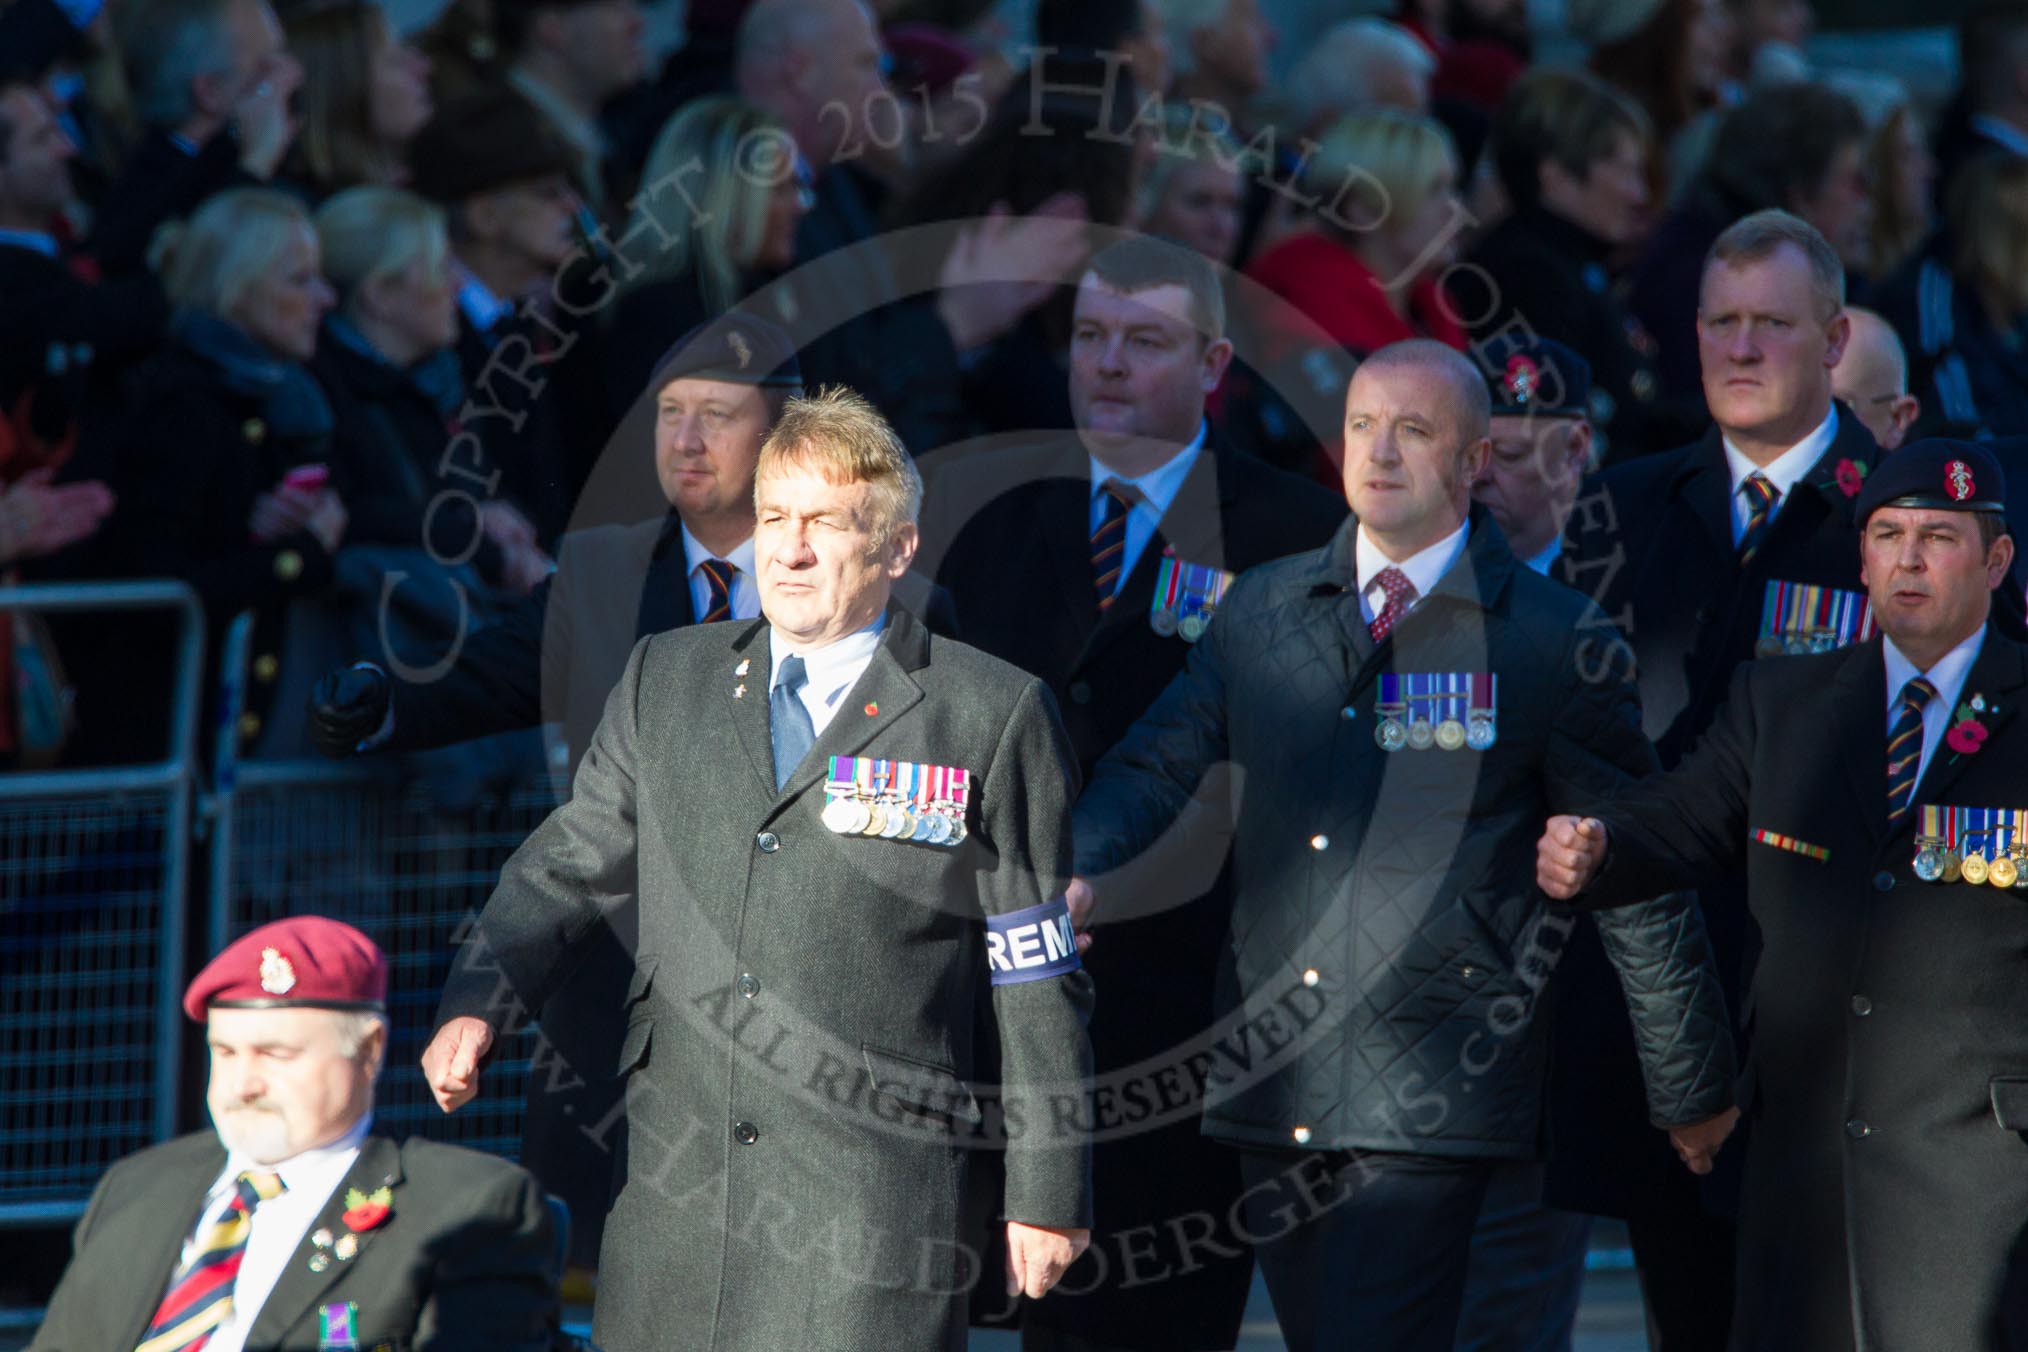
309;664;391;757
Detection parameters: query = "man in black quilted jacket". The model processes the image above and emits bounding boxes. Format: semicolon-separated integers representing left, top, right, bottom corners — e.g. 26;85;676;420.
1067;339;1739;1352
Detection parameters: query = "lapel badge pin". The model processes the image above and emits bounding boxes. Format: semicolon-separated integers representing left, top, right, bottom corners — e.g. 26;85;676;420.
312;1228;334;1249
335;1232;359;1262
864;702;879;716
735;684;746;699
736;659;751;677
309;1252;332;1273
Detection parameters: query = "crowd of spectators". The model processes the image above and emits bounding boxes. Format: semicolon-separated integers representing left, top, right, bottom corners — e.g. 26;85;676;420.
0;0;2023;777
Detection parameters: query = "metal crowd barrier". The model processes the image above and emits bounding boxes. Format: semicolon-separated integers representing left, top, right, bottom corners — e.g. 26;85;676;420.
203;612;556;1161
0;582;204;1226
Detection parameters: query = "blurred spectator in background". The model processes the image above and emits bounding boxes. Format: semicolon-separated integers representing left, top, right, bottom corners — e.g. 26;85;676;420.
1284;17;1433;134
407;87;584;541
278;1;432;203
1153;0;1273;121
1933;1;2028;203
1824;72;1934;288
1878;152;2028;439
92;0;301;274
1034;0;1169;108
0;0;132;211
1243;107;1466;478
1722;0;1813;88
884;75;1127;443
1577;0;1731;171
90;188;345;762
1136;106;1246;267
312;185;548;599
413;0;507;101
1394;0;1529;116
1830;306;1920;452
1457;68;1684;462
603;96;809;420
0;80;167;480
1630;81;1868;408
497;0;647;217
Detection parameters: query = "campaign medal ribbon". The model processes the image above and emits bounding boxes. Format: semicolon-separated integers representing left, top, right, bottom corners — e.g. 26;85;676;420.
1757;581;1878;657
1150;554;1183;638
318;1302;361;1352
1175;562;1232;643
1750;828;1831;862
1375;674;1408;752
1467;673;1498;750
1913;804;1946;881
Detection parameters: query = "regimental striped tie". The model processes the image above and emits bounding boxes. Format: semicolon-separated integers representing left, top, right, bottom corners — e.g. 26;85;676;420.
1091;480;1137;611
1738;472;1780;564
697;557;736;623
137;1171;285;1352
1886;676;1937;826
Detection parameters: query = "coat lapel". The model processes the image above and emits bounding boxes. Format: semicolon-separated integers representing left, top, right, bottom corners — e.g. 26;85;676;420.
1074;445;1227;673
1903;633;2028;824
115;1140;229;1349
243;1136;406;1349
725;618;778;796
1829;639;1891;848
764;605;930;817
1038;467;1102;649
635;511;699;637
1680;429;1739;562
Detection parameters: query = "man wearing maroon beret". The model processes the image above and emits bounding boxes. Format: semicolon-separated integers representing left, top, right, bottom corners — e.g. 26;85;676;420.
29;917;562;1352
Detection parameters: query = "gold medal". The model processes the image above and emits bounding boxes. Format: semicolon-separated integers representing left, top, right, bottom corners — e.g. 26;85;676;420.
860;802;888;836
1989;855;2018;889
1434;719;1467;751
1941;849;1963;883
1962;852;1990;885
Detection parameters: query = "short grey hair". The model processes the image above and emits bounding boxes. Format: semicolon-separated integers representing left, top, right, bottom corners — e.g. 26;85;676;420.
757;386;923;545
1286;19;1433;128
122;0;242;130
1705;207;1846;321
1357;338;1491;442
331;1011;388;1080
315;186;450;310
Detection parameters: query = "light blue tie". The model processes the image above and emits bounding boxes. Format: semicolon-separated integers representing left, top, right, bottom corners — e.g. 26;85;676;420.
771;654;815;791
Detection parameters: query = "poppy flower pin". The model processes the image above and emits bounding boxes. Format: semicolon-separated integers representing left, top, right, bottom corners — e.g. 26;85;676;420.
341;1185;393;1233
1947;696;1991;756
1834;458;1868;498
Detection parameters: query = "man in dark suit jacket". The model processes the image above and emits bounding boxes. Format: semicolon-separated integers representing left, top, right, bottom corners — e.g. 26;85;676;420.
1070;340;1738;1352
1559;211;1892;1348
30;916;558;1352
423;388;1094;1351
1542;438;2028;1352
920;238;1344;1352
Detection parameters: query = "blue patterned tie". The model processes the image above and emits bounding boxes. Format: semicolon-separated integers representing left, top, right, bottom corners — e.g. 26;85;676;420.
1886;676;1937;825
1738;473;1779;564
770;654;814;791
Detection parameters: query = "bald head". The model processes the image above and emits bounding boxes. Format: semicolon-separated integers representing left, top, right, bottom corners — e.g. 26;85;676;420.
1833;307;1920;451
735;0;884;165
1343;340;1493;557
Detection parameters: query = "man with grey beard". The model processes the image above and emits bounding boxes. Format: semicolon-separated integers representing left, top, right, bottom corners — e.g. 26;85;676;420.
29;917;559;1352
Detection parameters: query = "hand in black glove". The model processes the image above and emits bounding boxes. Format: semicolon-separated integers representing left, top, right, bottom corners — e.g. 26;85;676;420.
309;663;391;757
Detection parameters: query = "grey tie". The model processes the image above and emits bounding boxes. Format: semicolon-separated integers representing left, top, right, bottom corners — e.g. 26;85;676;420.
770;654;815;790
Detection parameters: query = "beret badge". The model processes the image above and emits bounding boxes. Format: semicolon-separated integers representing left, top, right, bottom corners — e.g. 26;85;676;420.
728;331;753;371
1503;354;1538;406
1947;460;1975;502
259;947;296;996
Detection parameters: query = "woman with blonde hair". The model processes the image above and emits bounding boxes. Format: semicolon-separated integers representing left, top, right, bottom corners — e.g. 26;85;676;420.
1137;104;1250;266
97;188;346;756
602;95;811;417
281;0;432;200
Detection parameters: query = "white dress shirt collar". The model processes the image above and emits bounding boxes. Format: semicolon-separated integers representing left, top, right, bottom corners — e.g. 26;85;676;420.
1970;114;2028;159
1087;421;1207;519
1882;624;1986;791
1524;538;1564;577
1721;405;1838;530
770;612;887;736
680;524;758;620
1354;517;1471;609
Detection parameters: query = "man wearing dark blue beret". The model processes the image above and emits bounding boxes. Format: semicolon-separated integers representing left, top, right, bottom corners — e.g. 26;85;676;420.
1540;438;2028;1351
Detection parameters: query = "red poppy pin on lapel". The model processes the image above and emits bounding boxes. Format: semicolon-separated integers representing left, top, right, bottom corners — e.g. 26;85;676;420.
342;1185;393;1235
1947;696;1990;755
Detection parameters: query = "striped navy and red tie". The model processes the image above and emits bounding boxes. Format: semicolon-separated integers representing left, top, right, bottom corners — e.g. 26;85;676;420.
1886;676;1937;826
1092;480;1136;611
136;1170;285;1352
697;558;736;623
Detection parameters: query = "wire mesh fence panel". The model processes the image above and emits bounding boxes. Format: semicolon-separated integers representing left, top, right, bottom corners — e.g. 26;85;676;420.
218;770;562;1160
0;790;178;1208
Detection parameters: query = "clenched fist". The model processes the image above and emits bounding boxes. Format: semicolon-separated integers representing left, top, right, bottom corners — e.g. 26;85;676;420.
1537;815;1609;899
421;1015;494;1112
